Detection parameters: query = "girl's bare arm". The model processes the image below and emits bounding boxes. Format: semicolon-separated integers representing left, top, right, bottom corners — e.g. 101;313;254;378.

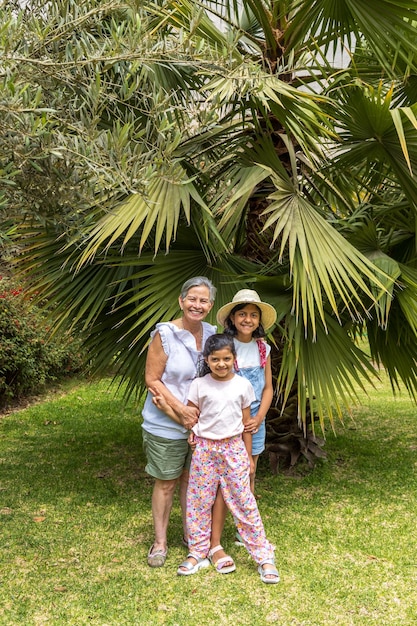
242;405;255;473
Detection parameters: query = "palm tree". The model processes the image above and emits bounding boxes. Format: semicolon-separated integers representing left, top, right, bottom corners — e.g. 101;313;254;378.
2;0;417;468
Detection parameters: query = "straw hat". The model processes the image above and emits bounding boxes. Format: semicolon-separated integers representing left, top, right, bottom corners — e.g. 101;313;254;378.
216;289;277;331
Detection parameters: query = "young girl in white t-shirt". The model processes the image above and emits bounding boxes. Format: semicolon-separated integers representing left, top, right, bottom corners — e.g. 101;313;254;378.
210;290;277;563
154;334;279;583
217;289;277;490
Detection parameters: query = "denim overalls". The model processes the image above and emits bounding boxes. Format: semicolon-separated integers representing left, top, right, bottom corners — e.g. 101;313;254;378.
235;339;267;456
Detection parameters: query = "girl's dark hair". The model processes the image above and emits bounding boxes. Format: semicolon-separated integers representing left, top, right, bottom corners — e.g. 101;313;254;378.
223;303;266;339
199;333;236;376
203;333;236;358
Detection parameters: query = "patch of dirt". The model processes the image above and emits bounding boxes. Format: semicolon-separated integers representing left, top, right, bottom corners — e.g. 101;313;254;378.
0;386;70;417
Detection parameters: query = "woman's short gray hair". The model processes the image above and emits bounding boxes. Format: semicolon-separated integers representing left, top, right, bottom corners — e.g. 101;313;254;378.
180;276;216;303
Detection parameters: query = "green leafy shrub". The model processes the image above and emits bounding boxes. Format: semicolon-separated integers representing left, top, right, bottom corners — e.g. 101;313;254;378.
0;276;87;405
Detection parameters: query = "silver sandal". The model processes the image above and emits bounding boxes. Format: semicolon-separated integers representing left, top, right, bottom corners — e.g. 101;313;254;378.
177;554;210;576
258;560;280;584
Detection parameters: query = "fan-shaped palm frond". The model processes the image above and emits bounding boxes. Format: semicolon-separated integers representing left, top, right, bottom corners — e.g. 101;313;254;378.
3;0;417;444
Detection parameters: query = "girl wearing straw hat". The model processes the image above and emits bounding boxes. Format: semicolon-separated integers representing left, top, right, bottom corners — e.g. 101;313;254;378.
210;289;277;562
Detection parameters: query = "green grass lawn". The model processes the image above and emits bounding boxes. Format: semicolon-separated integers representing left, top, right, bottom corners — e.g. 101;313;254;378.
1;376;416;625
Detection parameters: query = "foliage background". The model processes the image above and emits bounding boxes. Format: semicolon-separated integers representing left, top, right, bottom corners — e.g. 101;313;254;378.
0;277;87;405
1;0;417;437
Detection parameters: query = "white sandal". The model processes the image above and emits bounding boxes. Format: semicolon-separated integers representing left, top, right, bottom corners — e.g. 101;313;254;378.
208;545;236;574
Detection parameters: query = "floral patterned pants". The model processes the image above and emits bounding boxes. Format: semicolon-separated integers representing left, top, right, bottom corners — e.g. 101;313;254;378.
187;435;275;565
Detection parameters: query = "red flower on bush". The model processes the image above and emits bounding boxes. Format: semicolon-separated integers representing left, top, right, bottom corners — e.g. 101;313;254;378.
0;277;23;299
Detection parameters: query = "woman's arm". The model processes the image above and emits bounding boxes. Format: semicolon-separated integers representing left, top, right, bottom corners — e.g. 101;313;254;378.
148;387;180;423
150;391;199;436
145;332;199;429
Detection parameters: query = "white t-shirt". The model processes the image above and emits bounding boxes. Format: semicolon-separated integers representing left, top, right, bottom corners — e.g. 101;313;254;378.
188;373;255;440
234;338;271;368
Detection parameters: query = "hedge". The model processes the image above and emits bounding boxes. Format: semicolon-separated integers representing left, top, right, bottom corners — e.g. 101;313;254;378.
0;276;87;406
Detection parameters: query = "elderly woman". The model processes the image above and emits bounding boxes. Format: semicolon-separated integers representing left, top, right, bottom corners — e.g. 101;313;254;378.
142;276;216;567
